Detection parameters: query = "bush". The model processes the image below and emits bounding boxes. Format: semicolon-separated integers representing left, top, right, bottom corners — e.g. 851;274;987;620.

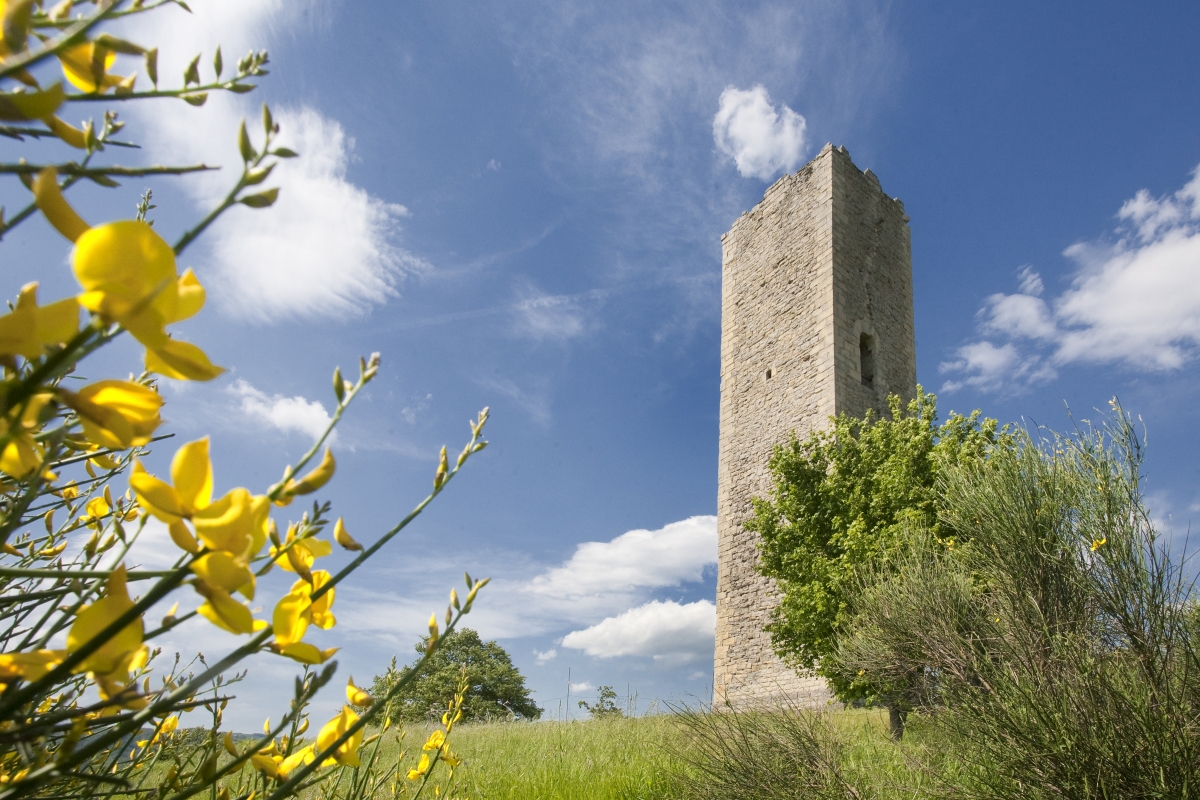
0;5;488;799
835;404;1200;797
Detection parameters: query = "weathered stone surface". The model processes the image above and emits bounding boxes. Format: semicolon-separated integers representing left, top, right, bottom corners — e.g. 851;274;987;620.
714;144;917;707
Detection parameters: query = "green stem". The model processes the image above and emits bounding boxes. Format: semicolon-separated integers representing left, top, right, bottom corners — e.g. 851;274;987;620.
0;163;212;177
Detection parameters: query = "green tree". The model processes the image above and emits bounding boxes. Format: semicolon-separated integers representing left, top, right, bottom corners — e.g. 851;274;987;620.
749;389;1008;726
371;629;542;723
578;686;624;719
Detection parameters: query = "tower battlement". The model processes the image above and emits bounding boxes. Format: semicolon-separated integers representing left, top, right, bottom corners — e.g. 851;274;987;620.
714;144;917;706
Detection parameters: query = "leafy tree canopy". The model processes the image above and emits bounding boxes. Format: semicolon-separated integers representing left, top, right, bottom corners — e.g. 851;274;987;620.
749;388;1009;702
370;628;542;723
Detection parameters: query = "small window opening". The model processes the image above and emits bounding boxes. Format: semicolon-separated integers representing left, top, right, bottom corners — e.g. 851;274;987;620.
859;334;875;387
765;368;773;380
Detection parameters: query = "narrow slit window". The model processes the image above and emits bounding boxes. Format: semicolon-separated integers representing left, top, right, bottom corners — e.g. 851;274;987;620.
859;334;875;387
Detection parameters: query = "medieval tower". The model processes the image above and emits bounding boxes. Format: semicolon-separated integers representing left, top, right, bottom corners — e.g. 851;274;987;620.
714;144;917;706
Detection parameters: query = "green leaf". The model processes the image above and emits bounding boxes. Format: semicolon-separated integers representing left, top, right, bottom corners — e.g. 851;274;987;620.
271;147;299;158
213;46;223;79
239;187;278;208
243;163;274;186
181;93;207;107
143;48;158;88
237;121;255;162
183;54;201;87
226;83;255;94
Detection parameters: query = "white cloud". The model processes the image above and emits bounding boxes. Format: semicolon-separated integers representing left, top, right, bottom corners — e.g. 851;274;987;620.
562;599;715;661
119;1;423;321
534;648;557;664
712;85;807;181
525;515;716;603
330;516;717;657
568;681;593;693
943;164;1200;391
487;159;502;171
229;379;335;441
513;290;586;340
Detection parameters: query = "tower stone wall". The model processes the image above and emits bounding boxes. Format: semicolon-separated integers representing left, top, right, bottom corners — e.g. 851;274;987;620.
714;144;917;706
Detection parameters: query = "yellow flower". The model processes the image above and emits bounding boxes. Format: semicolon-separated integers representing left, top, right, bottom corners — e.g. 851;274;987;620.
66;566;148;698
333;517;362;551
132;440;269;560
190;551;255;600
0;392;56;479
59;380;163;450
193;579;266;636
249;752;283;779
407;753;431;780
346;677;372;708
0;282;79;359
271;571;337;663
193;487;270;558
72;220;221;382
272;641;339;665
130;438;212;523
272;532;332;577
1091;537;1107;552
58;42;127;93
0;649;67;686
278;745;316;777
422;730;445;751
27;172;222;382
316;706;363;768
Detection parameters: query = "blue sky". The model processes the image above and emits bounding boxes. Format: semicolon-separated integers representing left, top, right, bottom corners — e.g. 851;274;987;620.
3;0;1200;729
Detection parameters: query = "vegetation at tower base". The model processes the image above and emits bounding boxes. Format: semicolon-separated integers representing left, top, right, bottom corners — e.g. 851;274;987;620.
370;629;542;723
0;4;487;800
749;388;1010;727
676;405;1200;798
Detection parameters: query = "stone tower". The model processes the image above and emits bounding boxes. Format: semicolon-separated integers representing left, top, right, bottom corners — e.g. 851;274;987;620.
714;144;917;706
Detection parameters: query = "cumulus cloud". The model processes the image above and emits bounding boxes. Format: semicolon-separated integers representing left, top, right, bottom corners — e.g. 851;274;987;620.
562;599;715;661
713;85;807;181
525;516;716;604
229;379;335;441
120;0;423;321
330;516;717;654
942;165;1200;392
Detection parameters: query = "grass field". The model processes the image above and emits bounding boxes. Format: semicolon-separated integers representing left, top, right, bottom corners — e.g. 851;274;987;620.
400;707;944;800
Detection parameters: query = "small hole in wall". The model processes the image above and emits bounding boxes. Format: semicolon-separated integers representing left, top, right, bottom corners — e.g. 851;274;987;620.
859;333;875;387
765;368;773;380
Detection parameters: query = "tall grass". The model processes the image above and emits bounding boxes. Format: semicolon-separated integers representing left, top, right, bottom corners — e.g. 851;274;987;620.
384;716;682;800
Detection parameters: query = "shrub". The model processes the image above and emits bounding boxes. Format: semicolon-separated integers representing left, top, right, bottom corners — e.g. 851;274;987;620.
0;5;487;799
835;404;1200;797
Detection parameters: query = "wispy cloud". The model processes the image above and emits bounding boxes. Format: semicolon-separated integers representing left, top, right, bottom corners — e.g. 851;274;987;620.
228;379;335;441
562;599;715;662
713;85;807;181
534;648;558;664
942;164;1200;392
513;289;586;340
120;0;424;321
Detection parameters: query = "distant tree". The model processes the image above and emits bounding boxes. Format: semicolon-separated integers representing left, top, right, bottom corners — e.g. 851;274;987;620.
749;388;1009;734
370;628;542;723
578;686;623;719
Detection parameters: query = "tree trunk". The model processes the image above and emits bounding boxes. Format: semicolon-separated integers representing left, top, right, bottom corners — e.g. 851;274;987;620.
888;705;907;741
